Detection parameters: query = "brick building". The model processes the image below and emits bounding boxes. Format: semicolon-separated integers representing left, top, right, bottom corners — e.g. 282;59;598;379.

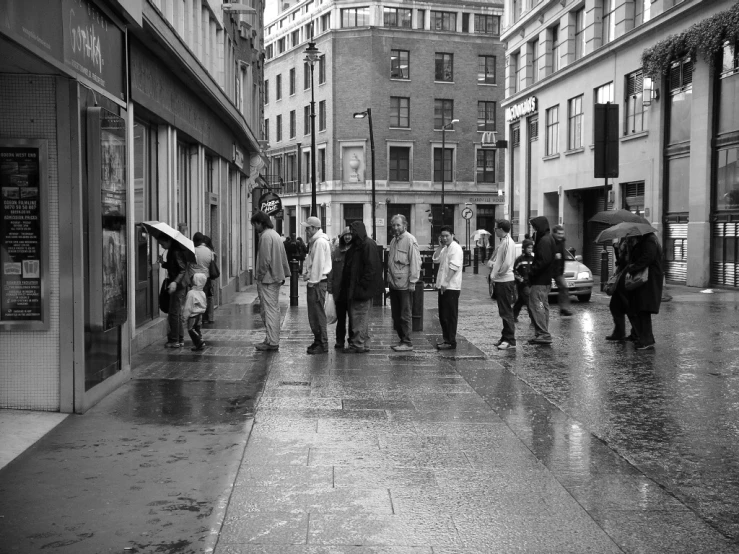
263;0;506;247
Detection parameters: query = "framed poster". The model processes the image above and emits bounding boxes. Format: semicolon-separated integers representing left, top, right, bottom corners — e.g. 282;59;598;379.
0;140;50;331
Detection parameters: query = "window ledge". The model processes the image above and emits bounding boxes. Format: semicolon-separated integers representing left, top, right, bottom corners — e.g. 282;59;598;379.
621;130;649;142
542;153;560;161
434;81;455;84
477;83;498;86
389;127;411;131
565;147;585;156
390;78;411;82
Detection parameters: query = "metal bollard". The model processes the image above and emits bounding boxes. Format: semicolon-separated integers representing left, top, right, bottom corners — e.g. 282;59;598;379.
289;260;300;306
412;280;424;332
473;247;479;275
600;250;609;291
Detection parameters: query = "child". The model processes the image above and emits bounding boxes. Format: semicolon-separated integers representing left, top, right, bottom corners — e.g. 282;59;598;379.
513;239;535;322
183;272;208;351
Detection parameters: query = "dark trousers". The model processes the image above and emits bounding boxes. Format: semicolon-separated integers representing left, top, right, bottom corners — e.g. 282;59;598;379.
335;300;353;345
495;281;517;344
609;290;637;338
437;289;460;346
513;284;531;320
389;288;414;345
631;312;655;346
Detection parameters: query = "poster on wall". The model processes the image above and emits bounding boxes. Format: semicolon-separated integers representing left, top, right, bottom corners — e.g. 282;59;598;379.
0;140;49;330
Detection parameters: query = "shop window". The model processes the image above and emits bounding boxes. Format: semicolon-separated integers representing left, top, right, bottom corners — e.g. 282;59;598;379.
667;156;690;213
716;148;739;210
391;50;410;79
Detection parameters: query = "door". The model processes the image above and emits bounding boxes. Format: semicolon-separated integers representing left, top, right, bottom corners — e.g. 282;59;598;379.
133;120;154;326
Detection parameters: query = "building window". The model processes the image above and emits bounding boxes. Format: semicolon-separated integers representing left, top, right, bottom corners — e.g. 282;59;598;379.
462;13;470;33
277;74;283;100
433;147;454;182
318;55;326;84
289;110;296;138
434;99;454;129
304;106;311;135
602;0;617;45
264;118;269;142
575;8;585;61
718;40;739;135
264;79;269;104
289;68;296;95
305;22;314;41
278;37;285;53
319;100;326;131
383;7;412;28
265;44;273;59
716;148;739;210
510;52;519;93
625;70;648;135
291;29;300;47
389;147;410;181
568;95;583;150
551;25;561;73
435;53;453;82
531;39;539;84
477;101;496;132
344;204;364;228
474;14;500;35
285;153;296;184
304;62;311;90
320;13;330;32
276;114;282;142
431;11;456;32
390;97;410;128
545;105;559;155
478;55;496;84
302;152;311;183
342;7;370;28
319;149;326;182
416;9;425;29
476;149;496;183
668;58;693;145
512;0;521;23
594;82;614;104
391;49;410;79
634;0;651;27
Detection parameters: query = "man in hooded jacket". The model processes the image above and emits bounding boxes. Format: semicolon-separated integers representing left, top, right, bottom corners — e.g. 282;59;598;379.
528;216;557;344
342;221;381;353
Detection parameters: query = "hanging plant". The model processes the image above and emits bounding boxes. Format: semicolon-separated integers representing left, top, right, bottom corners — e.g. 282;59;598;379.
641;3;739;79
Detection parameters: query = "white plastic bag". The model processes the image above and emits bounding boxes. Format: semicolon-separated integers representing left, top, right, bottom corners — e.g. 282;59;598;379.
325;292;337;325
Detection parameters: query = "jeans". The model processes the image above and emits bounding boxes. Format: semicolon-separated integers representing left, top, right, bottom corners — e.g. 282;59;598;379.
437;289;460;346
494;281;517;344
528;284;552;341
335;300;353;346
257;281;282;346
348;299;372;349
389;288;414;345
554;274;572;311
307;281;328;347
513;284;531;320
167;287;186;343
187;314;203;346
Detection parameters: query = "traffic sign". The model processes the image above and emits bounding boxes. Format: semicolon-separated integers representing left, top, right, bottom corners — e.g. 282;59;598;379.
462;207;473;220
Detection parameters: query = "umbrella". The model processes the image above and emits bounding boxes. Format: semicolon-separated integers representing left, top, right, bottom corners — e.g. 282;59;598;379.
589;209;649;225
595;221;658;244
141;221;196;260
472;229;492;240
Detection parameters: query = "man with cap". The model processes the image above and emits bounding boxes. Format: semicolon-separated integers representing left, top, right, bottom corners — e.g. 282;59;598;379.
302;216;332;354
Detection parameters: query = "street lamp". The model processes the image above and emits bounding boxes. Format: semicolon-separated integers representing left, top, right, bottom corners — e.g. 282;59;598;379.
440;118;459;227
353;109;376;240
304;41;320;217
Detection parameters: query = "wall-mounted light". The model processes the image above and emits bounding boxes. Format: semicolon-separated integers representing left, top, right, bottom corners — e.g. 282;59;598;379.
642;76;659;106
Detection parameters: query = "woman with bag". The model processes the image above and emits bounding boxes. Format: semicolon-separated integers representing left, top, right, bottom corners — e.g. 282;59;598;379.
625;233;663;350
192;232;218;324
606;237;637;342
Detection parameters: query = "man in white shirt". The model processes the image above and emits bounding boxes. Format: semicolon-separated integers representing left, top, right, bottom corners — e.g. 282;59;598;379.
301;216;332;354
433;226;463;350
491;220;518;350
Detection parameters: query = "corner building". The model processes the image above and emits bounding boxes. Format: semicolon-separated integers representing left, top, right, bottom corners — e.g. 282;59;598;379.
0;0;266;413
501;0;739;287
263;0;506;247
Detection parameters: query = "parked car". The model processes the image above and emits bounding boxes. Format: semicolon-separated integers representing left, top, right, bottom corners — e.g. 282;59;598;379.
487;243;594;302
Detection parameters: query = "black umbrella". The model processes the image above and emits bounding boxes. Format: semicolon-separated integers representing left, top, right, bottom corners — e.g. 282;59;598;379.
589;209;648;225
595;222;659;244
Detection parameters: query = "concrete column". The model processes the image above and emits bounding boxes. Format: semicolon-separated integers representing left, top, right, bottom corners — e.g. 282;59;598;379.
520;42;532;90
202;10;210;73
506;51;518;96
210;19;218;78
539;29;550;79
614;0;634;37
584;0;602;56
686;60;714;287
192;0;201;60
561;12;575;68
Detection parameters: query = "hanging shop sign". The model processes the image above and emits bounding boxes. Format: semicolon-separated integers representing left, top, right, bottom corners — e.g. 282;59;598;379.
0;0;127;105
505;97;537;122
0;140;50;331
258;191;284;219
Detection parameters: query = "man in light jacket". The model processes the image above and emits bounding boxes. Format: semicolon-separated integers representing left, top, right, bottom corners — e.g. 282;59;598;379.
251;211;292;351
491;220;518;350
302;216;332;354
387;214;421;352
433;226;463;350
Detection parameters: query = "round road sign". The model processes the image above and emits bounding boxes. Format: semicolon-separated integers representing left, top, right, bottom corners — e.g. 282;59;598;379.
462;207;473;220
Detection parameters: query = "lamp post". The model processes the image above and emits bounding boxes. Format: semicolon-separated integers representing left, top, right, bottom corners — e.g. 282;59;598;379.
353;109;376;240
440;118;459;228
304;41;320;217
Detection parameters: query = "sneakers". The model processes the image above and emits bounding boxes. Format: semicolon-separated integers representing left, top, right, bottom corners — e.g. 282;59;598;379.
392;344;413;352
307;343;327;354
497;341;516;350
494;339;504;347
255;343;279;351
191;342;206;352
164;341;184;348
436;343;456;350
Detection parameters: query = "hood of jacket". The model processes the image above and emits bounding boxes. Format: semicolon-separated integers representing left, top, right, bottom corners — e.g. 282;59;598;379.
530;216;550;235
350;221;368;242
309;230;328;245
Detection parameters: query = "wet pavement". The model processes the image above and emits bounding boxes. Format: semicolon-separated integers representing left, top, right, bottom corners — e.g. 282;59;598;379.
1;277;738;553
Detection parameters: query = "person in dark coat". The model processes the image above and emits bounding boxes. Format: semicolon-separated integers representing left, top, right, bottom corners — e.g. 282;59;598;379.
296;237;307;272
284;234;298;263
607;237;637;341
552;225;573;316
513;238;535;322
327;227;353;349
528;216;557;344
625;233;663;350
342;221;381;353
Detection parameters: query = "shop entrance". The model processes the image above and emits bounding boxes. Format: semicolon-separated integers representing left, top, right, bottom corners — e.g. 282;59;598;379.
582;188;613;276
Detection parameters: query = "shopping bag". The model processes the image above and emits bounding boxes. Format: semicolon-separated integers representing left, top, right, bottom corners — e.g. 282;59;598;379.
625;267;648;291
325;293;337;325
209;256;220;280
604;270;622;296
159;278;171;314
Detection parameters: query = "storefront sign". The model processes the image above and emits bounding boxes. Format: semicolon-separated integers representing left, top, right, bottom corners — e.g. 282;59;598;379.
0;140;49;330
469;196;506;204
258;191;283;218
505;97;537;122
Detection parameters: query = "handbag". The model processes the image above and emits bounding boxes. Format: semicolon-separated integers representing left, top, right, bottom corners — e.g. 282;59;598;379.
159;278;171;314
625;267;648;291
604;269;622;296
325;292;337;325
209;255;220;280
